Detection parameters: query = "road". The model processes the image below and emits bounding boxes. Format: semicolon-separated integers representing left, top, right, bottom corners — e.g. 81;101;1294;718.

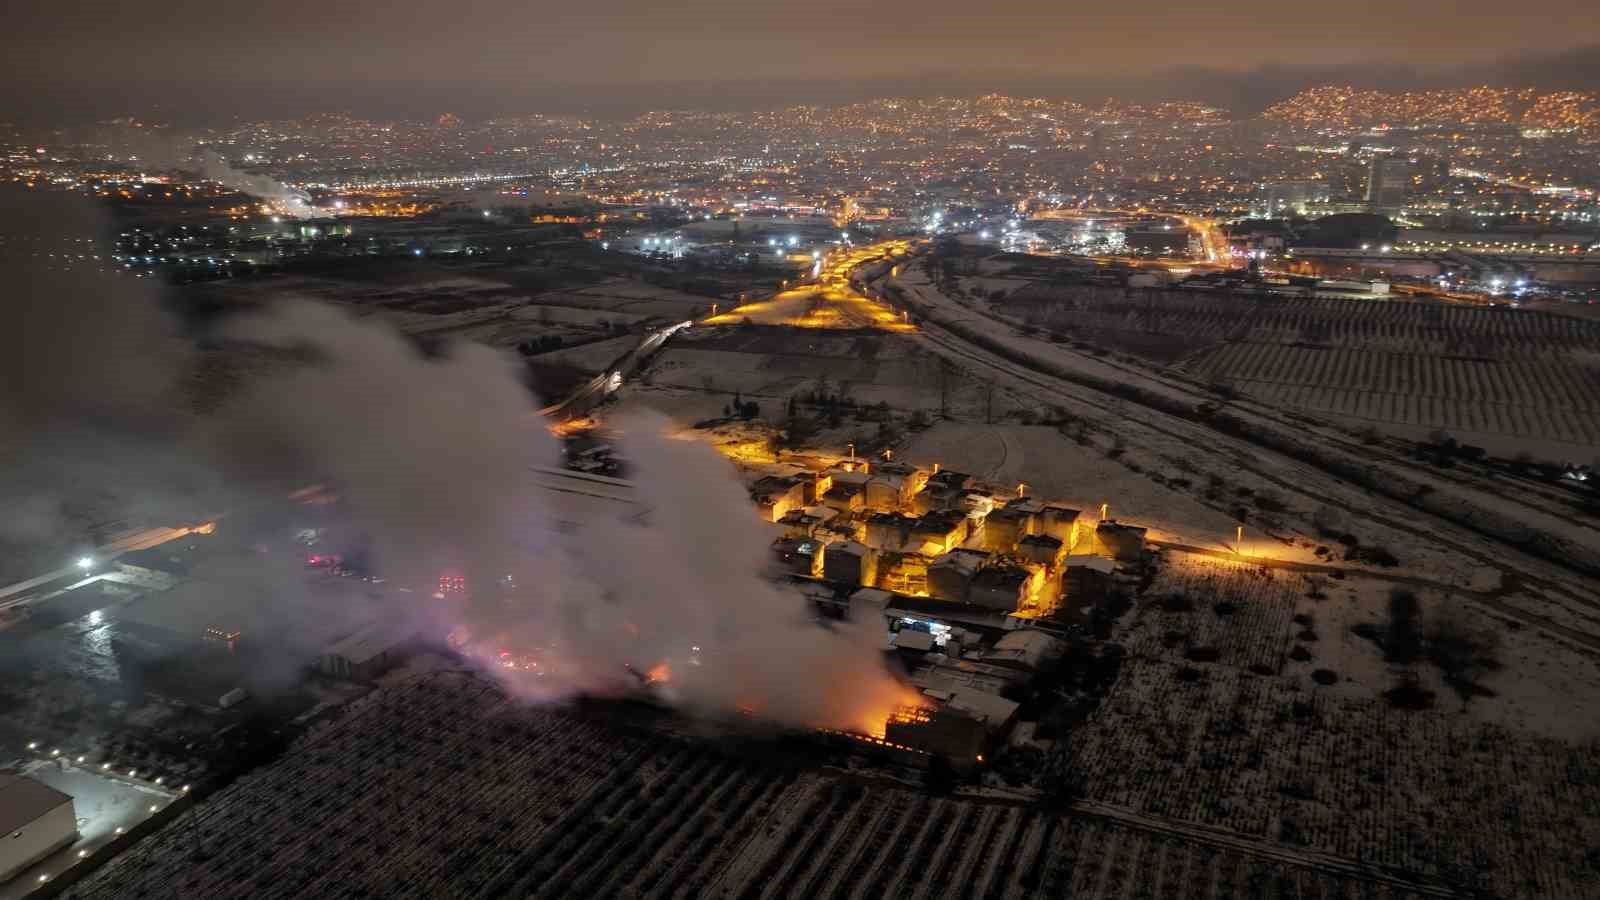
1029;207;1237;272
872;253;1600;649
702;240;917;330
0;525;203;612
540;319;694;420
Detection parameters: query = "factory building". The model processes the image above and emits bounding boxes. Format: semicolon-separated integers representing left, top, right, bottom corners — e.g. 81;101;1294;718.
0;774;76;883
319;624;414;683
884;704;989;765
981;629;1067;673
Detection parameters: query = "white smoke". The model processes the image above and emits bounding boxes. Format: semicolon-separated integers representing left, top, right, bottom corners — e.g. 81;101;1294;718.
105;128;319;218
209;303;914;732
197;150;320;218
0;187;911;733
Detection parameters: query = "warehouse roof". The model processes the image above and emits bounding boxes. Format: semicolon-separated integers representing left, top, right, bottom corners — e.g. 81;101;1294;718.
0;773;73;837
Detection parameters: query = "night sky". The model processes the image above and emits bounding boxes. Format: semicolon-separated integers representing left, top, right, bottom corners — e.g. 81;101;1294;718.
6;1;1599;121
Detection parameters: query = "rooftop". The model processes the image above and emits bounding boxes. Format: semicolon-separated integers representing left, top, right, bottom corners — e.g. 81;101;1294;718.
0;772;72;837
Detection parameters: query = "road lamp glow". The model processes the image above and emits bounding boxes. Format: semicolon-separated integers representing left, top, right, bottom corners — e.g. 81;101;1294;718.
77;557;93;571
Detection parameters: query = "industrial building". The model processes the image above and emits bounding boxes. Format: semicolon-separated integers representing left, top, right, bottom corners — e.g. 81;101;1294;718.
0;773;76;884
318;623;415;683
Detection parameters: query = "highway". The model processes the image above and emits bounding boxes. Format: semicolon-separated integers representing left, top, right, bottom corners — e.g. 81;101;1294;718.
1029;207;1237;272
702;240;917;330
540;319;694;420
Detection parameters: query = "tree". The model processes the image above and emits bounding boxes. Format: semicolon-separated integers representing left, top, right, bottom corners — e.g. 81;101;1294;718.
1385;588;1423;665
1426;612;1501;697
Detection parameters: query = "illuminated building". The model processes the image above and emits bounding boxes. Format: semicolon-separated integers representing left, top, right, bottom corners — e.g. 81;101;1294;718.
771;537;825;577
750;475;805;522
822;540;877;586
1366;155;1411;213
1063;555;1115;606
967;565;1036;613
1092;521;1149;564
926;549;991;603
1255;180;1327;217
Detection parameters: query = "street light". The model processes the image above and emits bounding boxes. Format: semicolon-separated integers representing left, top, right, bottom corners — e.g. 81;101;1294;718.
77;557;93;571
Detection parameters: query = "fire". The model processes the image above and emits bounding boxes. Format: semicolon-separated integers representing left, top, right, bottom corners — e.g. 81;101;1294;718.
646;662;671;684
849;685;932;739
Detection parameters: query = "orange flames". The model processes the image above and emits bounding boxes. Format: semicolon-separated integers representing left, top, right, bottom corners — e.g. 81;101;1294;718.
646;662;671;684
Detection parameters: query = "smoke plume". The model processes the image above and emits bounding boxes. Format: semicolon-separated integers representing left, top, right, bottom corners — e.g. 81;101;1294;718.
107;128;319;217
3;186;911;734
197;150;320;218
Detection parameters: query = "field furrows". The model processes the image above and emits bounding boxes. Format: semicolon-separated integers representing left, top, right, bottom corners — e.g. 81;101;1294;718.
1067;658;1600;897
75;671;1544;900
1183;342;1600;443
1129;559;1304;671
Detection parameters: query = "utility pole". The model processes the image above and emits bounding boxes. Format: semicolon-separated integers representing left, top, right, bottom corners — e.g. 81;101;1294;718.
938;359;951;418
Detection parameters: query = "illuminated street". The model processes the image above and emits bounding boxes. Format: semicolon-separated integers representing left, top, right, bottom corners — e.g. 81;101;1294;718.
704;240;918;331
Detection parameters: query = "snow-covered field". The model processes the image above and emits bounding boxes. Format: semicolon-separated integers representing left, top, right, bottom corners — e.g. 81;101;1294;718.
68;670;1463;900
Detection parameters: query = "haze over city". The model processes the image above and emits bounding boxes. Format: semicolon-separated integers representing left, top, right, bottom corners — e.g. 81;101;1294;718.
2;3;1599;899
